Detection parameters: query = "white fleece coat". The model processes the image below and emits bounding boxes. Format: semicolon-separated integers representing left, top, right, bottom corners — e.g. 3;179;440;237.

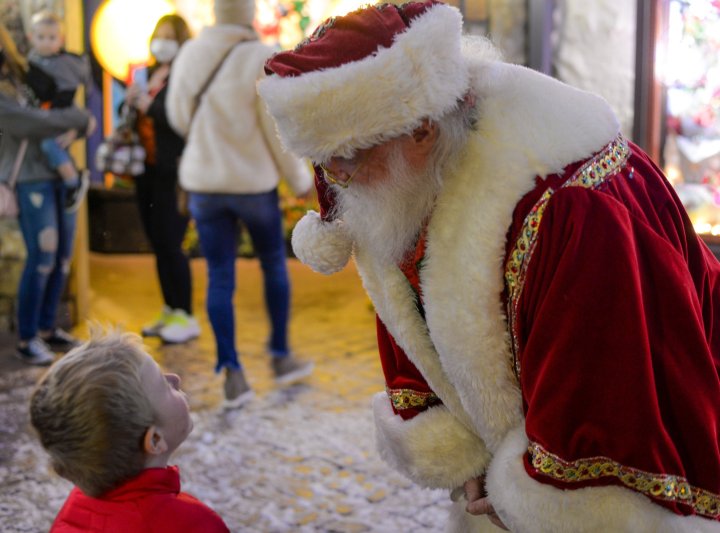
166;25;312;195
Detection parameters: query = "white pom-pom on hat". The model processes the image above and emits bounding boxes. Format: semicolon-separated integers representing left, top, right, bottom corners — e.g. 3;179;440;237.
291;211;354;275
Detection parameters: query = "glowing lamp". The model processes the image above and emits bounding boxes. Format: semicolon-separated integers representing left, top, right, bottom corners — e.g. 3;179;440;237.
91;0;175;80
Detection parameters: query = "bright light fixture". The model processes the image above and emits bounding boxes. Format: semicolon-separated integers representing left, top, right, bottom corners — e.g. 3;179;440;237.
91;0;175;81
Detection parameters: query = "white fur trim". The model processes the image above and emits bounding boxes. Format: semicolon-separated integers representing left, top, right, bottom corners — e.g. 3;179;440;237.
355;62;619;457
372;393;490;490
486;427;720;533
420;61;620;452
257;4;468;162
322;60;621;489
356;251;477;433
291;211;353;274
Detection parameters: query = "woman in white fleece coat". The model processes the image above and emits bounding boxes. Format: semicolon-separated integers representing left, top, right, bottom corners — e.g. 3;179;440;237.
165;0;314;406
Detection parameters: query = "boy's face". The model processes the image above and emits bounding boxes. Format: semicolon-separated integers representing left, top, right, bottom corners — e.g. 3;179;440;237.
139;353;193;455
30;23;62;56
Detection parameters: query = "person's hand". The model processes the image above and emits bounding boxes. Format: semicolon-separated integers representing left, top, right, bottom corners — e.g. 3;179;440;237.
463;475;508;530
86;114;97;136
125;83;143;106
148;64;170;93
134;93;153;114
55;128;78;149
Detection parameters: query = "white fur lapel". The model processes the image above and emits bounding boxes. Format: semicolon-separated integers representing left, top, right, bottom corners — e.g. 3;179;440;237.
354;249;476;432
355;61;620;452
422;61;619;451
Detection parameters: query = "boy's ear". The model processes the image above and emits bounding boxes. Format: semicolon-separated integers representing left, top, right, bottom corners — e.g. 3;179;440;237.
143;425;168;456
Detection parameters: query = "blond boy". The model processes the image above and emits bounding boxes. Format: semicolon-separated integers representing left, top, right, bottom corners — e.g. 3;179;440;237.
30;330;229;532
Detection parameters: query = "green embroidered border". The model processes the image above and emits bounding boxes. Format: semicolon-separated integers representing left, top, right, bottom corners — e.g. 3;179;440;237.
386;387;439;410
529;441;720;518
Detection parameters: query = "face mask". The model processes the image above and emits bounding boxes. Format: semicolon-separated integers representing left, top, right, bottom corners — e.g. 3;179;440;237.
150;38;179;64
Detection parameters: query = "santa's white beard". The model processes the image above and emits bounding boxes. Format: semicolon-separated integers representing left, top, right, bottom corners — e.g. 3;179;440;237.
334;146;442;266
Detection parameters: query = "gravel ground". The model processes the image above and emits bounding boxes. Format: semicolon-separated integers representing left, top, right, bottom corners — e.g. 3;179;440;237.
0;377;450;532
0;256;453;532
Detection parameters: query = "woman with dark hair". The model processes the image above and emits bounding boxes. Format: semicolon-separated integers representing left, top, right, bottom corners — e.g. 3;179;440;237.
125;14;198;344
0;21;93;365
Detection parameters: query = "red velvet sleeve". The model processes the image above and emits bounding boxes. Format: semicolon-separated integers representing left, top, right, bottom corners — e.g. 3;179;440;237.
517;185;720;516
376;315;442;419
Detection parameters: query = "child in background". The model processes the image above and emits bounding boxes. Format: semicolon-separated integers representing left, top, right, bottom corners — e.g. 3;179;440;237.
27;10;92;212
30;330;230;532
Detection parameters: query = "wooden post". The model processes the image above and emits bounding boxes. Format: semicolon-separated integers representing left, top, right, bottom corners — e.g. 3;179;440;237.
633;0;669;163
102;70;115;188
64;0;90;325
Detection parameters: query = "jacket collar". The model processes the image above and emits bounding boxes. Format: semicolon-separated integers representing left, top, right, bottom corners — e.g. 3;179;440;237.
98;466;181;502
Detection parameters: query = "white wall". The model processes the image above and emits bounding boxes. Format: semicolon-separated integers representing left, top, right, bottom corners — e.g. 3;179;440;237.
552;0;637;136
487;0;636;136
489;0;527;65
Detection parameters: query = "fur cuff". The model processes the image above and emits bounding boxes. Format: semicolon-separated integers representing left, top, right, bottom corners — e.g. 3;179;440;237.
486;427;720;533
291;211;353;274
372;392;490;490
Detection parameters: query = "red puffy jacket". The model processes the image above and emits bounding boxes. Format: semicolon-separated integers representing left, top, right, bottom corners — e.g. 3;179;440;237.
50;466;229;532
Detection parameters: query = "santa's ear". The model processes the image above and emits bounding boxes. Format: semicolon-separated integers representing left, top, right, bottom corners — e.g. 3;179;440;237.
143;425;168;456
411;119;438;145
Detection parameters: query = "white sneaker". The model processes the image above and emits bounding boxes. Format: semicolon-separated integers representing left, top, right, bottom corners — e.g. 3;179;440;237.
16;338;55;366
158;309;200;344
141;306;173;337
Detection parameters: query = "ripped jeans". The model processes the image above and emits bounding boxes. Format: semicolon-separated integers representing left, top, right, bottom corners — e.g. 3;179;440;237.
16;180;77;341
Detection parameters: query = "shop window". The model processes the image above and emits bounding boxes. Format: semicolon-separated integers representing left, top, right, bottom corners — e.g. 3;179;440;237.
663;0;720;242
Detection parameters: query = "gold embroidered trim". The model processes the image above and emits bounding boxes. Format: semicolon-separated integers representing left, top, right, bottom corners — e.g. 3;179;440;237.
529;441;720;518
504;135;631;379
386;387;439;410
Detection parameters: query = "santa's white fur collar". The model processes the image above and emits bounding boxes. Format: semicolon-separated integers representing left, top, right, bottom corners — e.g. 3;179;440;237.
356;60;619;452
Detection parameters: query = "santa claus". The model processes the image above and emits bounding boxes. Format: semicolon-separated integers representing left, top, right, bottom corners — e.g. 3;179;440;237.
258;2;720;531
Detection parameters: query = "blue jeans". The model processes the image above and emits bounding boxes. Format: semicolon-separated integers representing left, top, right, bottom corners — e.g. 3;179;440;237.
41;138;73;169
16;180;77;341
189;189;290;372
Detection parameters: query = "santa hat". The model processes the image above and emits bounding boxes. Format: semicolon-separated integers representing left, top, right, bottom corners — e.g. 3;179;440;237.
214;0;255;26
258;1;469;274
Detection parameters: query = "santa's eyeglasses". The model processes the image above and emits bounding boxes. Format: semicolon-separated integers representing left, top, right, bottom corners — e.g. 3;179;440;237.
318;151;369;188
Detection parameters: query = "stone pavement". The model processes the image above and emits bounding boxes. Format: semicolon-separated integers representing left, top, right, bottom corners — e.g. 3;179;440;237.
0;255;451;532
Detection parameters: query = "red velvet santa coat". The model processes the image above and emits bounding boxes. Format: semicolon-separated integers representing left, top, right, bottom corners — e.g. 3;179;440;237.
354;61;720;532
50;466;229;533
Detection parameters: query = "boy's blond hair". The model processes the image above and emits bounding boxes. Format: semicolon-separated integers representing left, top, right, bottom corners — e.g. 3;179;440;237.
30;9;63;31
30;329;155;497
